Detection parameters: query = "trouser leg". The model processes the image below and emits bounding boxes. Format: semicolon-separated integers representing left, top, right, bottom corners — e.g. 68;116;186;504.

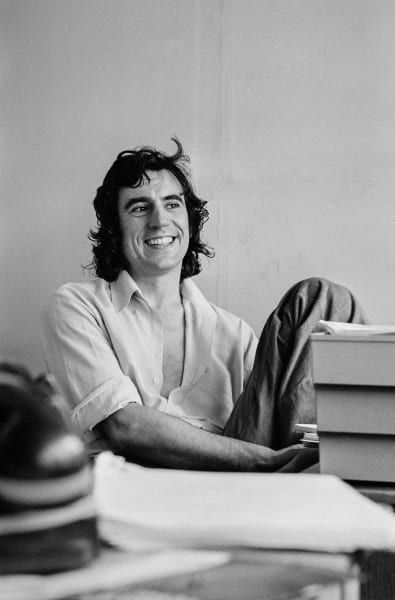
223;277;370;450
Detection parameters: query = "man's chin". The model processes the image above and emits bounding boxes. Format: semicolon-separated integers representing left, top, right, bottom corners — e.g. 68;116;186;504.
137;260;184;279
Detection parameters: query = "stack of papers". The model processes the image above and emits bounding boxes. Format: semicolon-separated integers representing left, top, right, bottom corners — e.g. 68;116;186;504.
315;320;395;335
94;452;395;554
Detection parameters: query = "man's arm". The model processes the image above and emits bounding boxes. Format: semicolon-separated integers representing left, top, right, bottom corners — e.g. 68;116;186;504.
96;403;315;472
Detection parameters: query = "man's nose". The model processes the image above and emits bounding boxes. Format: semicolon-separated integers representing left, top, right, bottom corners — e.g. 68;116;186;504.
148;205;169;228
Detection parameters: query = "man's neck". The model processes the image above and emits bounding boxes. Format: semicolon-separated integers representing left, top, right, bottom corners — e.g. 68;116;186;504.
130;270;183;312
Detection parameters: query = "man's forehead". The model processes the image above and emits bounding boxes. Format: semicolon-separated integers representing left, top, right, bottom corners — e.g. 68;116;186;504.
138;169;182;192
144;170;165;186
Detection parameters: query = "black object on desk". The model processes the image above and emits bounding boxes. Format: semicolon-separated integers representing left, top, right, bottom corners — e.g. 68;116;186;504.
0;362;99;574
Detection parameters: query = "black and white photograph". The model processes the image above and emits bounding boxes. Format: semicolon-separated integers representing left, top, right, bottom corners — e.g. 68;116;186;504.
1;2;395;598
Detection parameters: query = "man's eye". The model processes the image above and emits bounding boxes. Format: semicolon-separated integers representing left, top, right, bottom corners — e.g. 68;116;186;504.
130;205;147;214
167;202;181;209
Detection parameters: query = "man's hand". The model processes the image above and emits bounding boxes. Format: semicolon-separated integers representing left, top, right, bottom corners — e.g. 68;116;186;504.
278;447;319;473
96;403;307;472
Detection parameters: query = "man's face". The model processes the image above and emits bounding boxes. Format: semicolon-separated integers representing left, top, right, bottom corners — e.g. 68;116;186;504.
118;169;190;281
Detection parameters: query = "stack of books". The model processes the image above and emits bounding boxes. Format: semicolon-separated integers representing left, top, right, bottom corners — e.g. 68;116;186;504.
310;321;395;483
295;423;319;447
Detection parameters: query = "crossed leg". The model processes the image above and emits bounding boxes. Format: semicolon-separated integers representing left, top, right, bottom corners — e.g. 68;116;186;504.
223;277;370;450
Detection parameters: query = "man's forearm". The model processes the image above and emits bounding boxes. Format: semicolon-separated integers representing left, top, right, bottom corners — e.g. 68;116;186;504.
96;403;304;471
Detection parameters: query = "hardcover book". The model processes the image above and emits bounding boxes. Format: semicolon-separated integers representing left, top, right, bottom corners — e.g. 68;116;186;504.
316;385;395;435
311;332;395;387
319;433;395;483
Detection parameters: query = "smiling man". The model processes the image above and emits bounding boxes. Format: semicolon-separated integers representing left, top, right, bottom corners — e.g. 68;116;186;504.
118;170;190;279
41;139;369;471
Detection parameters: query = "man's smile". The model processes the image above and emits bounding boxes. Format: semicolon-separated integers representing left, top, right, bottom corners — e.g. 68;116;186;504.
145;236;176;247
118;169;189;277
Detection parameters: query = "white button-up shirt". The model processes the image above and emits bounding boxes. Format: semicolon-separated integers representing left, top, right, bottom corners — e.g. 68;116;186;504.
40;270;258;454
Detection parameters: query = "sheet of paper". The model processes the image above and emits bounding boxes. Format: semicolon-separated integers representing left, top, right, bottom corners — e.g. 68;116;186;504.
0;548;230;600
94;452;395;554
315;320;395;335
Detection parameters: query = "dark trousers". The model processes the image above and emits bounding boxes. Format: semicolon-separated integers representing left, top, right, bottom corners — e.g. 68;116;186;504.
223;278;369;450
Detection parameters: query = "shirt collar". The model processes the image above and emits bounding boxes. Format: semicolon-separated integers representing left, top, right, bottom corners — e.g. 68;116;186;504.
180;277;211;308
110;270;210;313
110;270;142;313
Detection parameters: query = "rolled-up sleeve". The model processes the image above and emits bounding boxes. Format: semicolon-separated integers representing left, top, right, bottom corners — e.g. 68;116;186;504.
40;285;142;434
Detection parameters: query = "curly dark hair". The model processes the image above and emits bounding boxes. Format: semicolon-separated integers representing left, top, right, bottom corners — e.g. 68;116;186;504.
87;138;214;282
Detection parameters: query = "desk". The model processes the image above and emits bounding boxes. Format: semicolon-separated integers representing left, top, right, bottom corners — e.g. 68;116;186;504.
91;454;395;600
4;460;395;600
0;546;360;600
352;482;395;509
349;482;395;600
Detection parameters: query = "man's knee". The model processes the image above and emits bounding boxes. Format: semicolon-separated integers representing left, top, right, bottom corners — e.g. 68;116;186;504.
277;276;356;326
291;277;333;296
282;278;333;311
289;277;357;305
283;276;368;325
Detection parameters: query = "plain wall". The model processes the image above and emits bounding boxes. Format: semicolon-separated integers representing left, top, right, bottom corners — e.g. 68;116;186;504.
1;0;395;375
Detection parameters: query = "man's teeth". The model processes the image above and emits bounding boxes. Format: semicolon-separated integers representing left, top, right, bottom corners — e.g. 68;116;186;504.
146;236;174;246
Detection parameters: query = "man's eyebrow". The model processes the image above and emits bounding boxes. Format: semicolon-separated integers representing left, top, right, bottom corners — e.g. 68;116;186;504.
163;193;185;202
123;196;150;211
123;193;185;211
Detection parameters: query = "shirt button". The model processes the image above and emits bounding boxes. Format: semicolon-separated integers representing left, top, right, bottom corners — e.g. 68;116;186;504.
153;377;160;384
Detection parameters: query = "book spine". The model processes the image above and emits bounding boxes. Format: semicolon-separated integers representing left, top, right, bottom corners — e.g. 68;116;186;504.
311;339;395;386
319;433;395;483
316;385;395;435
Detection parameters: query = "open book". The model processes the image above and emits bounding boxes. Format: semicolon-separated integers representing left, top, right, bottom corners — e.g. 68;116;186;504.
315;320;395;335
94;452;395;554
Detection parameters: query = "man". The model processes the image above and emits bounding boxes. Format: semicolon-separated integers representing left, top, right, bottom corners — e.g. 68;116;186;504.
41;139;369;471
